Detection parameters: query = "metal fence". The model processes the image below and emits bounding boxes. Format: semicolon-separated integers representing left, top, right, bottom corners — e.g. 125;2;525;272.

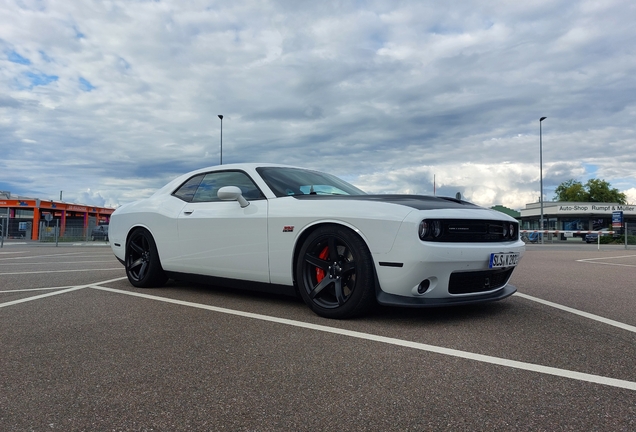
0;218;31;240
39;219;107;243
0;214;108;244
39;222;88;242
520;227;636;248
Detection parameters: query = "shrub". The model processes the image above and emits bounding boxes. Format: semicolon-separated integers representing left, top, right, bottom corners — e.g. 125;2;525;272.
598;234;636;244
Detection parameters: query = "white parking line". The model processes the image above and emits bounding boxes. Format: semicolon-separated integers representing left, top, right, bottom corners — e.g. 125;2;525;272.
4;273;634;391
0;268;123;276
0;277;127;308
0;252;88;261
0;286;87;308
1;285;84;293
90;285;636;392
577;254;636;268
515;292;636;334
0;260;118;267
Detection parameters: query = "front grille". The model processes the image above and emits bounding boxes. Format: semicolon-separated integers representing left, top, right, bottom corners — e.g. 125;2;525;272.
434;220;518;242
448;268;514;294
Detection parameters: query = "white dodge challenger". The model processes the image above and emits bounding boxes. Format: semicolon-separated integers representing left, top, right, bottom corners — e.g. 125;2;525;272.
110;163;524;318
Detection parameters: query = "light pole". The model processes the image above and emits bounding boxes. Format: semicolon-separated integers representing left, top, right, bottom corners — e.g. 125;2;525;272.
539;116;547;243
0;192;9;248
218;115;223;165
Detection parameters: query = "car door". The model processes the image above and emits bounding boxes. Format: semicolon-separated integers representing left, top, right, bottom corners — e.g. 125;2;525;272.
174;170;270;282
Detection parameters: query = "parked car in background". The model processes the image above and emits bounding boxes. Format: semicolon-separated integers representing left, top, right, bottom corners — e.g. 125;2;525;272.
585;228;610;243
91;225;109;241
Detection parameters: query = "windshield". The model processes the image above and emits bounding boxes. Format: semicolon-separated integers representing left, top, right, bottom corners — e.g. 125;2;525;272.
257;167;366;197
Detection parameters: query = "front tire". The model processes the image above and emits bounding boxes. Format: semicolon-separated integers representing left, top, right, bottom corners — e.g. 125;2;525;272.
125;228;168;288
296;225;376;319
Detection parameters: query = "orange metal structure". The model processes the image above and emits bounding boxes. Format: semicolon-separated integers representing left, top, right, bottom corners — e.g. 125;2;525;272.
0;198;115;240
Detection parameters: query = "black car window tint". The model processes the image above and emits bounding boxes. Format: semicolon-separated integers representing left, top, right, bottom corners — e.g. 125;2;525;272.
257;167;366;197
232;173;265;200
173;174;205;202
191;171;264;203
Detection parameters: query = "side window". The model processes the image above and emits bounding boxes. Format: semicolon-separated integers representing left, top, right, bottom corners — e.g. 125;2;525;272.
191;171;264;203
173;174;205;202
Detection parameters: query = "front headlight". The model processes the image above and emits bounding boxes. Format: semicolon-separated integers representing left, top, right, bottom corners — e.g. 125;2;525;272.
419;219;443;240
418;220;429;239
431;220;442;238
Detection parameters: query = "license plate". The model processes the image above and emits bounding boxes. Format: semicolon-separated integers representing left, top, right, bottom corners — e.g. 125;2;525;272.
489;252;520;268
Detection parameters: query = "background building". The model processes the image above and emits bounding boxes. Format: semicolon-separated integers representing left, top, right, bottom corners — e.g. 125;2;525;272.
0;192;114;241
519;201;636;238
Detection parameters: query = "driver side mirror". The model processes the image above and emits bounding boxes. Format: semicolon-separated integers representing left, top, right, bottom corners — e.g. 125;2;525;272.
217;186;250;208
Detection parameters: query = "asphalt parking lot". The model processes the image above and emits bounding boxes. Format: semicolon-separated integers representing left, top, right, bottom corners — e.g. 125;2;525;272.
1;241;635;431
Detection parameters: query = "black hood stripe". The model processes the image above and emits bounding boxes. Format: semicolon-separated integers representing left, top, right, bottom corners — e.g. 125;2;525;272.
292;194;481;210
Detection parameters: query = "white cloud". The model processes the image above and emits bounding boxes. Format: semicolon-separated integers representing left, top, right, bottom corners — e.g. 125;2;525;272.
0;0;635;209
624;188;636;205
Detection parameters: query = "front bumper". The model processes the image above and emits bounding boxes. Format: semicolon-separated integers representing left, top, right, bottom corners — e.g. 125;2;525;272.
372;213;525;304
376;284;517;307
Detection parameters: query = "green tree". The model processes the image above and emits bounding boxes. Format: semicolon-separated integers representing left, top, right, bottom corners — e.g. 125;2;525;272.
585;179;627;204
553;178;627;204
553;179;588;201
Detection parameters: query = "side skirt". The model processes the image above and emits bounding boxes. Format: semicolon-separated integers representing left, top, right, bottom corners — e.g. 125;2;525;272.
164;271;298;298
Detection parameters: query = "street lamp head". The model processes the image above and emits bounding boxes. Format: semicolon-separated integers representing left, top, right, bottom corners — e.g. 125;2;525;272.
218;115;223;120
540;116;547;122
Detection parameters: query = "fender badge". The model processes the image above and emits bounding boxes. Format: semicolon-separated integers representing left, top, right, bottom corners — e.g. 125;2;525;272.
283;226;294;233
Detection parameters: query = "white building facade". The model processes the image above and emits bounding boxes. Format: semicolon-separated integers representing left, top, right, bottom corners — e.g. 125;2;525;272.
519;202;636;238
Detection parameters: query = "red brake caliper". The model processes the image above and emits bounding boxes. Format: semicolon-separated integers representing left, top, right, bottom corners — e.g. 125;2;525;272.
315;246;329;282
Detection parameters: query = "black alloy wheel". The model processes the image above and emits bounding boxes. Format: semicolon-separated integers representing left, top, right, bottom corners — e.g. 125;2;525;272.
125;228;167;288
296;225;375;319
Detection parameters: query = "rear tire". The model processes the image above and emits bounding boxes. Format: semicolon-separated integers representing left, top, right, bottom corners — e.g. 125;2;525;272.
296;225;376;319
125;228;168;288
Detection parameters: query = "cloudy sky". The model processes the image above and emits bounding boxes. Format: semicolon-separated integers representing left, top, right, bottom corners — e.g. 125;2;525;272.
1;0;635;210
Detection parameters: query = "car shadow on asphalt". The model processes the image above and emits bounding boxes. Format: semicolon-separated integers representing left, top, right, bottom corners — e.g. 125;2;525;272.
159;278;514;324
161;278;305;305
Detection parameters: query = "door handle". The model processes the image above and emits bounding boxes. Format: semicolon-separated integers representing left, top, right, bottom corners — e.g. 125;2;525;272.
183;210;194;215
